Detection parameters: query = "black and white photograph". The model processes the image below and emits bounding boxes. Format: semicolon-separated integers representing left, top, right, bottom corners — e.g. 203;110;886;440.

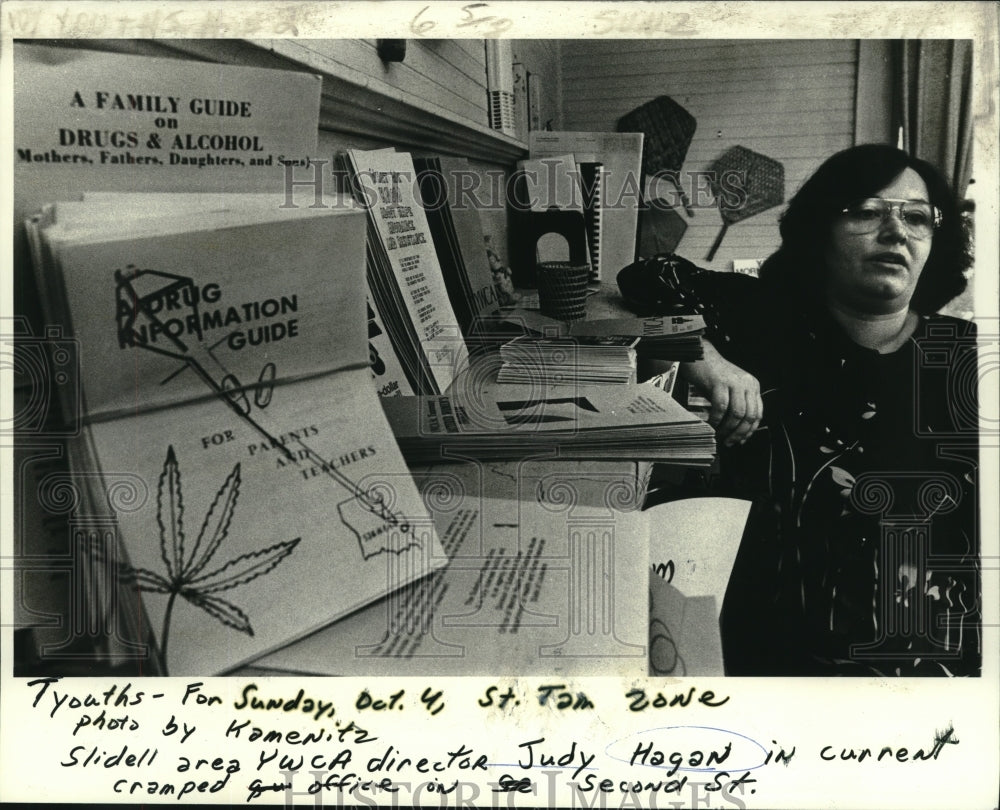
1;2;997;808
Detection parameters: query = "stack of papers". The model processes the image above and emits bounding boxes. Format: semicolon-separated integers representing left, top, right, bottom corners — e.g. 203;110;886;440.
24;193;446;675
571;315;705;361
415;155;501;335
342;148;470;395
502;312;706;361
498;335;640;385
382;382;716;466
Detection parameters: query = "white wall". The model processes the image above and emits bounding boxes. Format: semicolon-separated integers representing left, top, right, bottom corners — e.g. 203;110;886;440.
559;39;860;271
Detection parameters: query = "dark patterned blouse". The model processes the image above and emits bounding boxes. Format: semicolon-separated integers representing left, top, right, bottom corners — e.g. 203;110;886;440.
641;254;981;676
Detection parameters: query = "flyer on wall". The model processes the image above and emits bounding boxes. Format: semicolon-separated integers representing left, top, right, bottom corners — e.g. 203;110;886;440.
0;2;997;809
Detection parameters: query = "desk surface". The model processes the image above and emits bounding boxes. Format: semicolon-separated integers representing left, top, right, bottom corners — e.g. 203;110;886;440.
585;281;636;320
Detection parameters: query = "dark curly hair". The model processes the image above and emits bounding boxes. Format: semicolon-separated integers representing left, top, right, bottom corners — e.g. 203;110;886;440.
759;144;970;314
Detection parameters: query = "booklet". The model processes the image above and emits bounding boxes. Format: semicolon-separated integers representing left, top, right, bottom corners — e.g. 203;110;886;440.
344;148;470;395
26;197;446;674
415;155;501;333
648;497;751;676
75;191;418;400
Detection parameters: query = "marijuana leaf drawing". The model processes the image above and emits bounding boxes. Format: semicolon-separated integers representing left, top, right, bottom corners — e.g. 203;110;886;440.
124;446;300;671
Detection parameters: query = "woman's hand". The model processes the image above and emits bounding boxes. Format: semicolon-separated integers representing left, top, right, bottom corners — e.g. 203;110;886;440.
682;340;763;446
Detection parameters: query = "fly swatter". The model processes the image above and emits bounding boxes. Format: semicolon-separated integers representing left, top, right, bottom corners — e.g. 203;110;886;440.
618;95;697;216
706;146;785;261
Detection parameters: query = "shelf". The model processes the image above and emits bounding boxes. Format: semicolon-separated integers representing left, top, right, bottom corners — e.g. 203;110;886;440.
154;38;527;165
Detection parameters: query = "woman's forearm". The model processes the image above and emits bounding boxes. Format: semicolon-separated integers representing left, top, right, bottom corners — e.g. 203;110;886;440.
681;339;763;446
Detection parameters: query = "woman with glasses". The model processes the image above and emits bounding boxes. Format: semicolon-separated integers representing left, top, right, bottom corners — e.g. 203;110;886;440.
639;144;979;676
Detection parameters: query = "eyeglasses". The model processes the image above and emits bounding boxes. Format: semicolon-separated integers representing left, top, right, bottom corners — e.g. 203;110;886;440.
840;198;942;240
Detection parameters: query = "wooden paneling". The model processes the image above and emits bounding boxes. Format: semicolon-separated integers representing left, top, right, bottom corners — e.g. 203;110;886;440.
278;39;489;129
560;39;859;271
511;40;563;130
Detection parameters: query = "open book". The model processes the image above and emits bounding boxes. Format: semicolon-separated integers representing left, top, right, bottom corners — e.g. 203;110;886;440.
248;460;652;676
382;380;715;465
248;477;749;677
25;194;446;675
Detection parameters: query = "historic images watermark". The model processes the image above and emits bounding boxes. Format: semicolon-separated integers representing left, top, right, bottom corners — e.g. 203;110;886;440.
276;158;749;215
